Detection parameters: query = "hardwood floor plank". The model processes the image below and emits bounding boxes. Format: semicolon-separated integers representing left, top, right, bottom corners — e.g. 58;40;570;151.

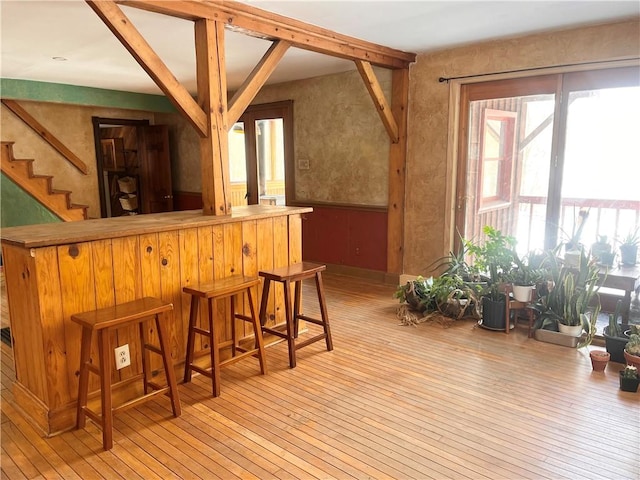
1;395;82;479
1;446;28;480
1;272;639;479
2;422;64;479
1;440;37;479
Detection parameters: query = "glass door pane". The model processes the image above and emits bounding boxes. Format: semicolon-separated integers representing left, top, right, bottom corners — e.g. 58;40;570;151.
465;93;555;254
255;118;286;206
561;85;640;250
228;121;248;206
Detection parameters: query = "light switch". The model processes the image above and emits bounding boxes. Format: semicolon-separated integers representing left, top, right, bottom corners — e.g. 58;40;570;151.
298;158;310;170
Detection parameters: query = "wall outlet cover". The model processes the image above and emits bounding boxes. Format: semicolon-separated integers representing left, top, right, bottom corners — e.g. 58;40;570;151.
298;158;310;170
114;344;131;370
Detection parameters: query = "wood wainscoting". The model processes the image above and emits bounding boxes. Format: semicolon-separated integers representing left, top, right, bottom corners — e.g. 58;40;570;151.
302;205;387;272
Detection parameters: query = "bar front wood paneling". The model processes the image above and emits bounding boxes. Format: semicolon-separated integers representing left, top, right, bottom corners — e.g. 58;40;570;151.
1;205;311;435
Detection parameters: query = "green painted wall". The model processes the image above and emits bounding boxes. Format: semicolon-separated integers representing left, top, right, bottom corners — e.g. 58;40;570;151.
0;78;176;113
1;173;61;227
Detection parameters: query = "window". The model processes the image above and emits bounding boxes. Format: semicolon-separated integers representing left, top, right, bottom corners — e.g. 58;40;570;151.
477;109;517;211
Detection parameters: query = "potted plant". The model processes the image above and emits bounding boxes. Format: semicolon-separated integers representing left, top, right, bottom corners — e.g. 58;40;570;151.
624;333;640;369
395;274;482;323
602;300;630;363
506;250;546;302
618;228;639;266
589;350;610;372
394;276;433;313
532;248;602;348
619;365;639;392
591;235;615;266
465;226;516;330
564;208;589;266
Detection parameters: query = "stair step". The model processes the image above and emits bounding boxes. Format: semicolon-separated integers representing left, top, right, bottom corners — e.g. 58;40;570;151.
1;141;87;222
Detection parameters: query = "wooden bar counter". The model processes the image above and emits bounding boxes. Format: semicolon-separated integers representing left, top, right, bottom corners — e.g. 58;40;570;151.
0;205;311;435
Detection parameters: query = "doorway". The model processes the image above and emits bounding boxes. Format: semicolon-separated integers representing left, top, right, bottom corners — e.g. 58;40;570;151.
228;101;294;206
92;118;174;217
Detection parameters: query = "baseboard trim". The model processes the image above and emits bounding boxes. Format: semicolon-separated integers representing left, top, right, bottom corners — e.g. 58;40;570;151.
322;263;399;285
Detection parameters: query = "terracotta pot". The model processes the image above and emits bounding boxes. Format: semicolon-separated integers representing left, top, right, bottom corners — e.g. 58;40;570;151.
590;351;610;372
623;350;640;369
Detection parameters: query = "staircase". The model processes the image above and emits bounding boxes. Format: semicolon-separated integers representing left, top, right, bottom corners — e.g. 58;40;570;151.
1;142;88;222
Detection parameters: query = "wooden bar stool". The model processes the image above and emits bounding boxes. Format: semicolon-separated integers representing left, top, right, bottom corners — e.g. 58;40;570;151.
259;262;333;368
72;297;181;451
183;276;267;397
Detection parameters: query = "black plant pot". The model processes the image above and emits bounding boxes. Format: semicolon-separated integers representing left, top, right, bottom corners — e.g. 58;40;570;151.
603;325;631;364
481;295;506;330
620;244;638;266
619;372;640;392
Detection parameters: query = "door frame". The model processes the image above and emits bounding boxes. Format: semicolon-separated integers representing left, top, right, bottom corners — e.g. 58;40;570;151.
236;100;294;204
91;117;150;218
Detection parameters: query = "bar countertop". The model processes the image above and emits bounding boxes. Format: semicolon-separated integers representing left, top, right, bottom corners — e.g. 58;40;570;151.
0;205;313;249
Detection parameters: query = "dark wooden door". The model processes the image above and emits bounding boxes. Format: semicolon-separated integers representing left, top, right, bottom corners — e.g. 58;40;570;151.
138;125;173;213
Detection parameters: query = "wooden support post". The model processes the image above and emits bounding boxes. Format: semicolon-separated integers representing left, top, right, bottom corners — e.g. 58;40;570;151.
195;19;232;216
387;69;409;274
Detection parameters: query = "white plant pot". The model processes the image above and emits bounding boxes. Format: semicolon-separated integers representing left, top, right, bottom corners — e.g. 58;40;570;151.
512;284;534;302
558;323;583;337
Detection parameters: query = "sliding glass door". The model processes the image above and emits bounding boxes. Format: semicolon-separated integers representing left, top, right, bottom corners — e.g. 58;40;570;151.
456;66;640;255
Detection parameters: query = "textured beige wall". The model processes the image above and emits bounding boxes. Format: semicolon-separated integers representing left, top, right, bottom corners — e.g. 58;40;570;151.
169;68;392;207
254;68;391;206
1;102;157;218
404;18;640;275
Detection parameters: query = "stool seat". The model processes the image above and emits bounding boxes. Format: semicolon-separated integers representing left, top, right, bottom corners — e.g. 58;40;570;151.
259;262;327;283
259;262;333;368
73;297;181;451
183;275;267;397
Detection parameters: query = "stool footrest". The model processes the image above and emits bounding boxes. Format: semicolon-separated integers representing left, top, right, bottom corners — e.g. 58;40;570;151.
86;363;100;375
261;325;289;339
220;350;261;368
144;344;162;355
297;314;325;326
295;333;328;350
113;388;170;413
234;313;254;323
189;364;213;378
80;387;170;424
193;326;210;336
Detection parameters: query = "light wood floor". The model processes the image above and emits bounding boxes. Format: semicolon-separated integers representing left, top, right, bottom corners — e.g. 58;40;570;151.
1;273;639;479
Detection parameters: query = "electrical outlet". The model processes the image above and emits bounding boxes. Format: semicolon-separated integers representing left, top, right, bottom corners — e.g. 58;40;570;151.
114;344;131;370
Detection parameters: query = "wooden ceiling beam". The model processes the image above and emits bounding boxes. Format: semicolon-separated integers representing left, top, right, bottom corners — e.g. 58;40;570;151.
87;1;208;137
227;40;290;128
117;0;416;69
355;60;399;143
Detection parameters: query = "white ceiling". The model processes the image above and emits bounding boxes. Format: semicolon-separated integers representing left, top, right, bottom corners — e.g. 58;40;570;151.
1;1;639;95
